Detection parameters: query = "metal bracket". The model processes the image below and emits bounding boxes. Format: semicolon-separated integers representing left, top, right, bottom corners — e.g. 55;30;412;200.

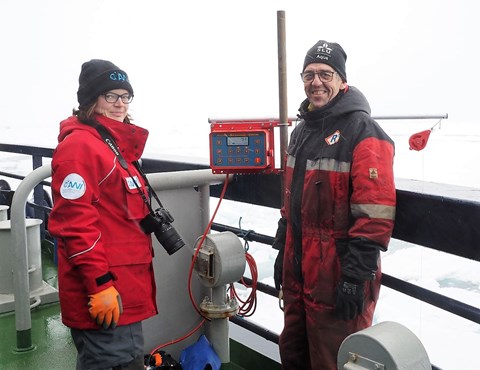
194;247;215;283
343;352;385;370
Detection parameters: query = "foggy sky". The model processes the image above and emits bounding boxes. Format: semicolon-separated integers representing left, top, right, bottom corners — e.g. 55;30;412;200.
1;0;477;154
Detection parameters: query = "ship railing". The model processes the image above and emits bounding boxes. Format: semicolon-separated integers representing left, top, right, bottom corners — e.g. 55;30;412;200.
1;142;480;370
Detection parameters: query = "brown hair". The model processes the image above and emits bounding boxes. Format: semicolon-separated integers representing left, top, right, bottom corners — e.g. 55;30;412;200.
72;101;132;125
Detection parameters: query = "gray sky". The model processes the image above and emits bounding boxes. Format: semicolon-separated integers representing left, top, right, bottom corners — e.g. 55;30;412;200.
1;0;478;154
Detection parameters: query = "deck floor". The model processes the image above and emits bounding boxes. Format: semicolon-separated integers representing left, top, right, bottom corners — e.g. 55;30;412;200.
0;243;279;370
0;304;262;370
0;303;77;369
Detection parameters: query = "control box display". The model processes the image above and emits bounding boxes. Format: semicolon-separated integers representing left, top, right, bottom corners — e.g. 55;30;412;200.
209;120;278;174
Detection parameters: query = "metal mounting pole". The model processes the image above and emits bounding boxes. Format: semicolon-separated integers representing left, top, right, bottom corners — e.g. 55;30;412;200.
277;10;288;206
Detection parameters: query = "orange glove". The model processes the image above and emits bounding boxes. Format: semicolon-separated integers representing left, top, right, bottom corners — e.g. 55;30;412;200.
87;286;123;329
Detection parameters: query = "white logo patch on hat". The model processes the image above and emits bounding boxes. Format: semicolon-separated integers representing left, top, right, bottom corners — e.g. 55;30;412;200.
315;42;332;61
60;173;86;200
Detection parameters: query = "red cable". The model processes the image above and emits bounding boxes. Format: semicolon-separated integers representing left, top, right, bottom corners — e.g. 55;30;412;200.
149;317;206;355
229;251;258;317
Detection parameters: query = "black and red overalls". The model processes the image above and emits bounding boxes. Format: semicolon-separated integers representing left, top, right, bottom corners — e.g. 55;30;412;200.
279;86;396;369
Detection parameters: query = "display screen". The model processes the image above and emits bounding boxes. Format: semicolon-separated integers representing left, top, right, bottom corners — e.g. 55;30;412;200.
227;136;249;146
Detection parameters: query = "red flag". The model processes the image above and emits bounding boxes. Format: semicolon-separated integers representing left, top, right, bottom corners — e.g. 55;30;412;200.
409;129;432;151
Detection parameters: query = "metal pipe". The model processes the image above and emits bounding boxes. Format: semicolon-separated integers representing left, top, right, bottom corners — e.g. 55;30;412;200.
10;163;52;351
208;117;288;123
199;184;211;235
373;114;448;120
146;169;228;190
277;10;289;174
208;114;448;123
207;286;230;363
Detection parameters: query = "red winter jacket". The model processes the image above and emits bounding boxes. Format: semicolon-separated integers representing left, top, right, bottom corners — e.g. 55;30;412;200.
49;114;157;330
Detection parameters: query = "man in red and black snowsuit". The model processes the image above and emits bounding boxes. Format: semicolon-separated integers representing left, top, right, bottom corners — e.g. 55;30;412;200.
273;40;396;370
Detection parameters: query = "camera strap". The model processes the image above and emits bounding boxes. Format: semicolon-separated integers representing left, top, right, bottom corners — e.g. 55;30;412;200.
92;123;163;215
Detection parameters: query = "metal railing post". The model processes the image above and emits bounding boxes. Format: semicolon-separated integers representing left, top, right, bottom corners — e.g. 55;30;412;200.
10;164;51;351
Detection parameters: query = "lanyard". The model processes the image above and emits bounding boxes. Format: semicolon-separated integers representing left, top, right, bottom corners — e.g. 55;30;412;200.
92;122;163;215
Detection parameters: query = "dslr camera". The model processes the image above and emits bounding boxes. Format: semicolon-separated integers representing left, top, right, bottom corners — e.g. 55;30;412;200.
140;207;185;255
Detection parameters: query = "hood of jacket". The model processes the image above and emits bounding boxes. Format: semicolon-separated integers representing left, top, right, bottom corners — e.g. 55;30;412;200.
57;115;149;162
298;85;371;125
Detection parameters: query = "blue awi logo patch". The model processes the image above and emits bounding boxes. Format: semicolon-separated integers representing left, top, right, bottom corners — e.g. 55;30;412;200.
60;173;87;200
63;180;84;190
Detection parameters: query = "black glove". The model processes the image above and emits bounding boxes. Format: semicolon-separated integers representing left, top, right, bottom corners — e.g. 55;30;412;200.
336;237;382;281
335;277;365;321
272;218;287;290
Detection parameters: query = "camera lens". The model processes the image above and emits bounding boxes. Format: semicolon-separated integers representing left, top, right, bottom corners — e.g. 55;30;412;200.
154;223;185;255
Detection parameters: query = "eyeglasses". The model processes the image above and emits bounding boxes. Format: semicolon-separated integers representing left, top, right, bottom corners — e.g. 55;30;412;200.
300;70;336;83
103;92;134;104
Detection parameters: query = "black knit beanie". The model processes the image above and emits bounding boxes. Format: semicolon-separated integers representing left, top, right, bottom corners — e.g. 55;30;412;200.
303;40;347;82
77;59;134;108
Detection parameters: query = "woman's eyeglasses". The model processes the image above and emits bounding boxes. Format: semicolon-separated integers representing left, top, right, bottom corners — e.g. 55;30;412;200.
103;92;134;104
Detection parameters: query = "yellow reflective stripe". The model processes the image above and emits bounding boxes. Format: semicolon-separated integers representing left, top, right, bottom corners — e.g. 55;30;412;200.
351;204;396;220
306;158;351;172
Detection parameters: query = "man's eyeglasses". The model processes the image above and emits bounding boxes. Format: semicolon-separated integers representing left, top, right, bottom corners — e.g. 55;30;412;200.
103;92;134;104
300;70;336;83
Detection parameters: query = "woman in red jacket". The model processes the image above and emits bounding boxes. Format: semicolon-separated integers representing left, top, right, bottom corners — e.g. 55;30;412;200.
49;59;157;370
